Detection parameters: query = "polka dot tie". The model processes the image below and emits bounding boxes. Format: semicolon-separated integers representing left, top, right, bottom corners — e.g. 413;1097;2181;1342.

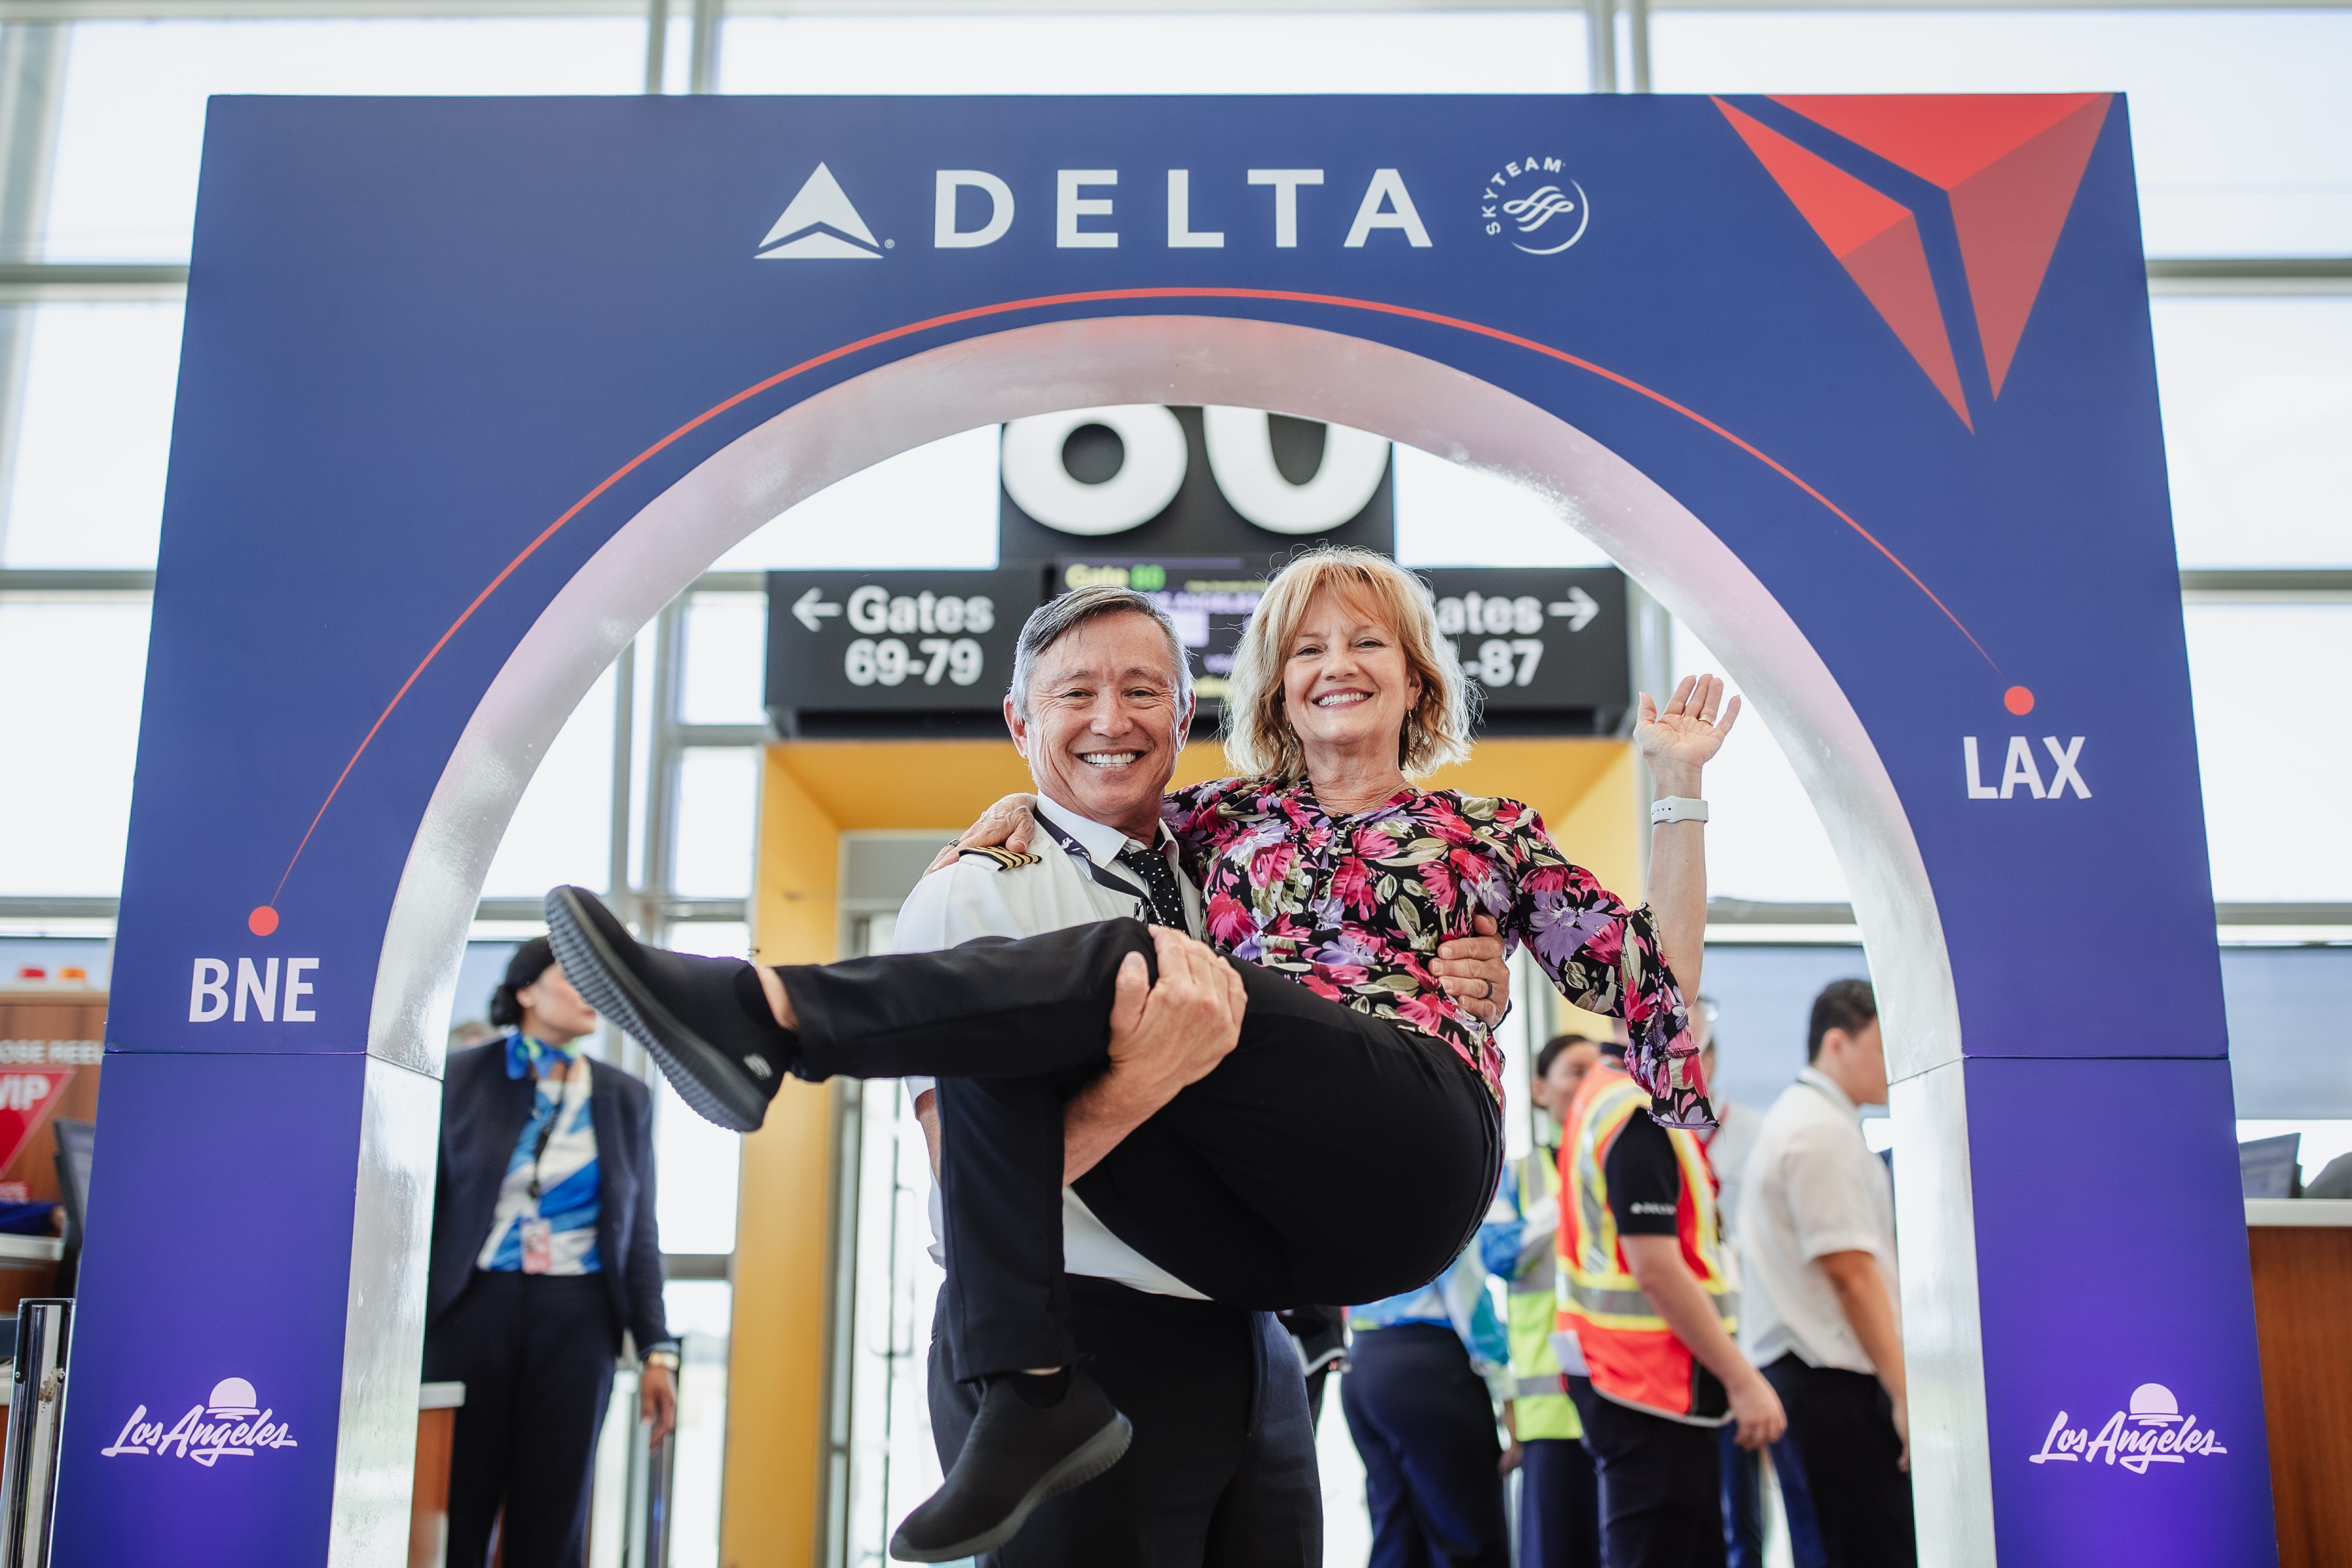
1115;844;1190;931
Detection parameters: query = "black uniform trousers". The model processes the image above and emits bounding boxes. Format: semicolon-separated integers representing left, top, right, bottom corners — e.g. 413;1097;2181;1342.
1761;1357;1916;1568
1518;1437;1602;1568
422;1271;618;1568
781;919;1501;1380
1566;1377;1725;1568
928;1276;1322;1567
1340;1323;1510;1568
1718;1431;1763;1568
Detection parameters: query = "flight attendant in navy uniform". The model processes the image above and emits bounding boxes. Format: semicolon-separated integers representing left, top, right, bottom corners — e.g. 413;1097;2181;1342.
424;938;679;1568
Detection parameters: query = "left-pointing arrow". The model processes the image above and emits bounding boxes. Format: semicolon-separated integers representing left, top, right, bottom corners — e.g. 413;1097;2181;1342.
792;587;842;633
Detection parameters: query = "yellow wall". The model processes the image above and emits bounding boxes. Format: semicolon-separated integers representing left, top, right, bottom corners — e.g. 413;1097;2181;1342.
723;733;1640;1568
1530;743;1644;1042
722;755;843;1568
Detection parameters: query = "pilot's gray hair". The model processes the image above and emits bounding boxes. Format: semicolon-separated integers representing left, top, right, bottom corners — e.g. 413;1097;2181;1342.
1007;584;1195;722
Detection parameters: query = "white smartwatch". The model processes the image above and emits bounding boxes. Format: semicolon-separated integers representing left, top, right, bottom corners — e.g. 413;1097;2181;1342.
1650;796;1709;826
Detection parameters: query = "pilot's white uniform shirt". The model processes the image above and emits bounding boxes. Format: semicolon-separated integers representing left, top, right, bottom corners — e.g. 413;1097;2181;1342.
1736;1067;1900;1375
898;795;1209;1300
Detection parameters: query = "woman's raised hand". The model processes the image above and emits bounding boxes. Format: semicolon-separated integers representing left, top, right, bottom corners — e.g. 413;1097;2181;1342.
1634;674;1741;793
925;793;1039;874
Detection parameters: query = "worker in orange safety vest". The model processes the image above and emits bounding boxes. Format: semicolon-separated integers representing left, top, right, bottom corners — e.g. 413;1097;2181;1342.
1551;1042;1787;1567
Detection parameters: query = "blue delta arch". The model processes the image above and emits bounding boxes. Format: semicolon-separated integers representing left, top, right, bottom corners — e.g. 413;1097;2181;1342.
56;93;2268;1568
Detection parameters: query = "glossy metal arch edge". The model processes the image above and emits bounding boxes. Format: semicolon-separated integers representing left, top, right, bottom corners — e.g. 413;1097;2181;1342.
1891;1061;1995;1566
325;1055;442;1564
348;313;1984;1565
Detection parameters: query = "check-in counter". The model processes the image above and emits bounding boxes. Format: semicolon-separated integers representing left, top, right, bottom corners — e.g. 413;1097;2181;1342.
411;1381;466;1568
0;1236;64;1271
2247;1199;2352;1568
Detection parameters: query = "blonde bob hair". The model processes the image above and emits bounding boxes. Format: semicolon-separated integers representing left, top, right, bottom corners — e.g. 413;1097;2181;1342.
1223;546;1474;782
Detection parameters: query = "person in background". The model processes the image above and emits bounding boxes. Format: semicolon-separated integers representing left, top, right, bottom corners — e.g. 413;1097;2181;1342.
1343;1238;1515;1568
1556;1038;1785;1568
449;1018;499;1049
1700;1016;1829;1568
1480;1033;1602;1568
1737;980;1913;1568
1693;1007;1763;1568
423;939;677;1568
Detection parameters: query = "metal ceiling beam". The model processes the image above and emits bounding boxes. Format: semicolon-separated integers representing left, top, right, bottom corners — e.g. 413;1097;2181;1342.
3;0;2348;20
3;259;2342;306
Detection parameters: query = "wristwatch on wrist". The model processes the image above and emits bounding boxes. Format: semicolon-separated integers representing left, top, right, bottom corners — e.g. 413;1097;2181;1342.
1649;795;1709;826
642;1348;681;1372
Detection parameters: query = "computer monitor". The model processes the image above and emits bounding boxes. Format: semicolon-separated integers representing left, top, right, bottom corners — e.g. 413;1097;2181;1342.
52;1118;93;1254
2238;1132;2301;1201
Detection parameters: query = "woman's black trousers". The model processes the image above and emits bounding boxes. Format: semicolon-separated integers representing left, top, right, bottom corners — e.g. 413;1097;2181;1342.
779;917;1502;1381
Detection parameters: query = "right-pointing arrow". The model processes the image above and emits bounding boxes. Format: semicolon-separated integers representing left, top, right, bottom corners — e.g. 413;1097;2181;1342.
1547;587;1600;633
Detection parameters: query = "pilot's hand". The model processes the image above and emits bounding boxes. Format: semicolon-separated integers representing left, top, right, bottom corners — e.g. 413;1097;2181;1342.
1105;928;1247;1101
1435;915;1513;1026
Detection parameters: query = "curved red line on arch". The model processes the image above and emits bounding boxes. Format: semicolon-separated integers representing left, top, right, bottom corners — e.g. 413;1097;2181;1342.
271;284;1994;899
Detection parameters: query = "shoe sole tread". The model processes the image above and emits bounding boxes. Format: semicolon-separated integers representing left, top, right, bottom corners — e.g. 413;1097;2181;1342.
544;887;768;1133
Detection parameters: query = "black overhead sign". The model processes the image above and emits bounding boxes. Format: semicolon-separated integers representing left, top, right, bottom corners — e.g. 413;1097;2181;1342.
764;568;1035;738
1050;555;1262;719
1420;568;1631;734
762;409;1633;740
764;562;1633;740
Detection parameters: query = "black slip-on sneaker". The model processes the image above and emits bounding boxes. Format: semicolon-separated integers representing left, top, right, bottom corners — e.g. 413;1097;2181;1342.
544;884;786;1133
888;1369;1131;1563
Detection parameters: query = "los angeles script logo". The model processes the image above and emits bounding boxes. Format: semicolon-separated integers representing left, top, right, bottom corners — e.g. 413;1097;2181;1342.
101;1377;299;1467
2029;1383;2226;1475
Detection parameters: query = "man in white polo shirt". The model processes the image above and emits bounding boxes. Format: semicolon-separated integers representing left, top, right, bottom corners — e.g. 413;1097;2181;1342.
899;584;1516;1566
1736;979;1913;1568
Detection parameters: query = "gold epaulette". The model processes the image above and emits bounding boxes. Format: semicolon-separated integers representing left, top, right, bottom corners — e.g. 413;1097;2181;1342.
957;846;1042;870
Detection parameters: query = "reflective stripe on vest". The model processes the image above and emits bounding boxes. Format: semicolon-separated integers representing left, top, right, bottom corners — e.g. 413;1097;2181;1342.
1506;1146;1580;1440
1555;1065;1738;1421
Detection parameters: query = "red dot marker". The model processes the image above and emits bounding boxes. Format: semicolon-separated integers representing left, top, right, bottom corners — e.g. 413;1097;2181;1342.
2003;686;2034;716
248;906;280;937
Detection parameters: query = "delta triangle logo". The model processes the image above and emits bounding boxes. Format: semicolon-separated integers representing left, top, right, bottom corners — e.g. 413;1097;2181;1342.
1713;93;2113;429
757;163;884;260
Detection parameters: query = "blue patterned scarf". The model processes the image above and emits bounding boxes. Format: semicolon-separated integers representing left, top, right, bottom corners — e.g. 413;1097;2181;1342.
505;1033;584;1080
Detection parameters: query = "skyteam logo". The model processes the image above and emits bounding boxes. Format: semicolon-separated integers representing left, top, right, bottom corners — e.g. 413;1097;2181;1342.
100;1376;301;1467
757;162;888;260
1482;156;1589;256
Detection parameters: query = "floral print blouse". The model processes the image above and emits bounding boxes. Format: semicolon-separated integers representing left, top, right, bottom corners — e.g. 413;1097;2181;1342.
1163;778;1711;1128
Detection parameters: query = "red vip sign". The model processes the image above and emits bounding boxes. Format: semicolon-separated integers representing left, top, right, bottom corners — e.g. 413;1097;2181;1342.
0;1069;74;1175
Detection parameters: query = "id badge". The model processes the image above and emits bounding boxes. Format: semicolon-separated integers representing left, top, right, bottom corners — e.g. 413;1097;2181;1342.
520;1216;554;1275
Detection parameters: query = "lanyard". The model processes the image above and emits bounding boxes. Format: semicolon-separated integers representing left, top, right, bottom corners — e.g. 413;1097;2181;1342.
526;1067;583;1204
1035;812;1158;908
